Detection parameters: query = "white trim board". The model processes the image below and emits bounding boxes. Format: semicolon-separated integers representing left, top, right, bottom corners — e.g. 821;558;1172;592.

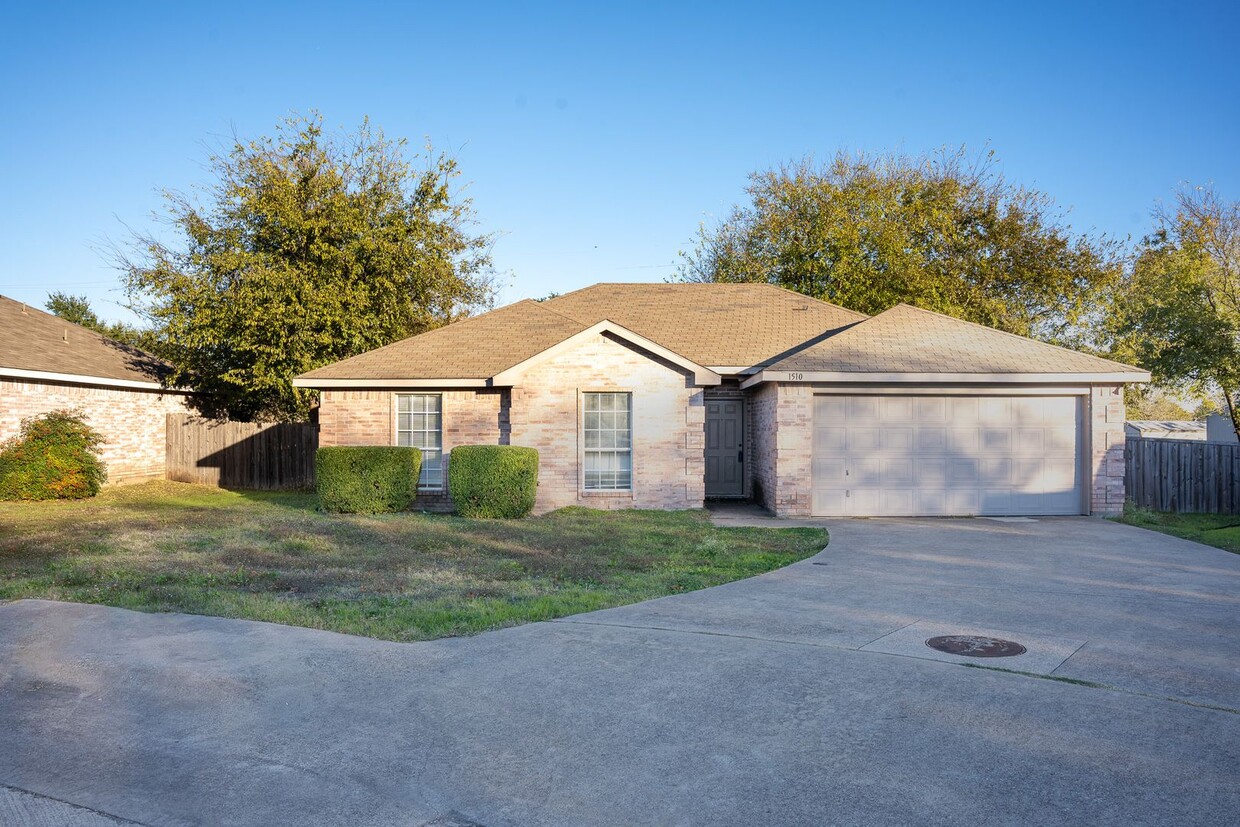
740;370;1150;389
292;377;488;389
0;366;185;392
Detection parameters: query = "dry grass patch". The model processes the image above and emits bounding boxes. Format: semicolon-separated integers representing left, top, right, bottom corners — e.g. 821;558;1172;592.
0;481;826;640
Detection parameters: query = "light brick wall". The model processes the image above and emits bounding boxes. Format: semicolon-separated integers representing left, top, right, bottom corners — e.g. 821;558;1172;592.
318;388;508;511
509;332;705;512
767;383;814;517
0;378;190;484
1089;383;1126;516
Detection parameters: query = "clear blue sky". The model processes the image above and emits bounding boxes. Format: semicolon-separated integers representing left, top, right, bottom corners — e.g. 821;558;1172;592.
2;1;1236;324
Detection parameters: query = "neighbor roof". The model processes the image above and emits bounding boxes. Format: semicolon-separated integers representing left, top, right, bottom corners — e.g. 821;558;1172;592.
296;283;867;384
0;294;171;389
766;304;1147;377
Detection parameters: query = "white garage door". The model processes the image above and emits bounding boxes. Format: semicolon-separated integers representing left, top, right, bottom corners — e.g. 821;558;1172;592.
811;395;1083;517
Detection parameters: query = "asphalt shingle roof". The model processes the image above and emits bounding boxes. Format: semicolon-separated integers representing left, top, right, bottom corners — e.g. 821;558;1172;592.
0;294;170;386
298;283;867;381
768;303;1145;375
297;299;588;381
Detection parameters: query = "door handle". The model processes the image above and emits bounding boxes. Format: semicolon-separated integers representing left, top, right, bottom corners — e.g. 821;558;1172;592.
737;449;743;462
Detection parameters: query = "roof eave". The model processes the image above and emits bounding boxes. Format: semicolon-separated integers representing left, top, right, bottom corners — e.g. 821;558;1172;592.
291;377;490;389
0;365;185;392
740;369;1152;389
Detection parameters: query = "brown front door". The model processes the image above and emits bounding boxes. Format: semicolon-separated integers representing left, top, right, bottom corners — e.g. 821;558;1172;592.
705;399;744;497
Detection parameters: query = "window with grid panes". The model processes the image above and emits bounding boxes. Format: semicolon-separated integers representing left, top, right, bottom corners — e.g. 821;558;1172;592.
396;394;443;490
583;391;631;490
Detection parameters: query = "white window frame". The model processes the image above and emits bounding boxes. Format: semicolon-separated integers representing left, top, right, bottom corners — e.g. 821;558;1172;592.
395;393;444;491
582;391;633;492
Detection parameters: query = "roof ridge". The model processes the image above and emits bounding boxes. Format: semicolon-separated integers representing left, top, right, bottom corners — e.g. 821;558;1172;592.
882;303;1146;372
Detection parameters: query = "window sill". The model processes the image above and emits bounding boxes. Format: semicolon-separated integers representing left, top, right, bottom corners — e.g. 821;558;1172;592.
581;490;634;498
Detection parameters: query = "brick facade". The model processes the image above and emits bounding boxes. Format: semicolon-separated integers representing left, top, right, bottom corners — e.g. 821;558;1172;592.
0;378;190;484
1089;383;1126;516
318;388;508;511
510;333;704;512
318;333;706;514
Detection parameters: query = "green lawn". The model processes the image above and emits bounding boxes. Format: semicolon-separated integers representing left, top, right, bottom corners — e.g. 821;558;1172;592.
0;481;826;641
1114;507;1240;555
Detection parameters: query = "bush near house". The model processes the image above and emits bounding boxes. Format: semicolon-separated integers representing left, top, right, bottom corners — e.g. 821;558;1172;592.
449;445;539;518
0;409;108;501
316;446;421;514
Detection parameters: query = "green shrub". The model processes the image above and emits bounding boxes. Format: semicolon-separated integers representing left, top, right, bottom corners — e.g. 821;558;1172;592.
448;445;539;519
315;446;422;514
0;409;108;501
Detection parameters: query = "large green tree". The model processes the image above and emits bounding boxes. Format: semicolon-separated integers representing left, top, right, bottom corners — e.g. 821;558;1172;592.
678;148;1121;342
118;114;495;422
1108;187;1240;435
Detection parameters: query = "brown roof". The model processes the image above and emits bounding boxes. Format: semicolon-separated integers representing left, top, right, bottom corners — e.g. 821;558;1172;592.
297;299;588;380
0;294;170;386
768;304;1146;375
297;283;867;382
544;283;867;366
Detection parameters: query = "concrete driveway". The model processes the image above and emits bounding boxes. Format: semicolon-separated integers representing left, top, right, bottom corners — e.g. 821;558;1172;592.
1;517;1238;826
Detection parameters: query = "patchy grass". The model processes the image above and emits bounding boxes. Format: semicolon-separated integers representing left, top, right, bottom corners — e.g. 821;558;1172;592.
0;481;826;641
1113;506;1240;556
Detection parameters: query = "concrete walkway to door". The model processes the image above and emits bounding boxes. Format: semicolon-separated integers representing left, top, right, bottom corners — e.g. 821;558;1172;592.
1;516;1237;826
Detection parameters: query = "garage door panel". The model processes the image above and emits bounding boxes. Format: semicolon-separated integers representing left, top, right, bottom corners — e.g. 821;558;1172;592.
815;426;846;452
915;397;947;421
811;393;1083;517
884;427;914;451
849;428;882;452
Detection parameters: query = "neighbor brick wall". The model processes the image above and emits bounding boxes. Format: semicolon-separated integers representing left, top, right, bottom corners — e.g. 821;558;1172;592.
1090;383;1126;516
318;388;509;511
509;332;705;513
0;378;190;484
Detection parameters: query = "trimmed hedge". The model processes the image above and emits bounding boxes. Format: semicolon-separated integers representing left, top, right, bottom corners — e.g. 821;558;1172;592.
0;409;108;501
316;446;421;514
448;445;539;519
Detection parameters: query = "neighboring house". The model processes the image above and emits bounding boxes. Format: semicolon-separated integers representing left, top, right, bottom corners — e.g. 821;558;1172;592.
1124;420;1206;441
294;283;1149;517
0;294;190;484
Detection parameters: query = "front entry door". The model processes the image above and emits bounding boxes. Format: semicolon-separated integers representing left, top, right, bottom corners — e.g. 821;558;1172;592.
705;399;744;497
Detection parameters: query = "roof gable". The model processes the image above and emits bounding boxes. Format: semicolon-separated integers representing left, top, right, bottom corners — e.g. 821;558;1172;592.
766;303;1148;377
0;294;170;388
543;283;867;367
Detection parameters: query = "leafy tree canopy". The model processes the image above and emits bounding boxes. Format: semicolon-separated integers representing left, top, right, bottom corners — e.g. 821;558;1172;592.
678;147;1122;342
1107;187;1240;435
117;113;495;422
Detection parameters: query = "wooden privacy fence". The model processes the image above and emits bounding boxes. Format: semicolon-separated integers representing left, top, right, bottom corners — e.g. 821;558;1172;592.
1125;437;1240;514
166;414;318;490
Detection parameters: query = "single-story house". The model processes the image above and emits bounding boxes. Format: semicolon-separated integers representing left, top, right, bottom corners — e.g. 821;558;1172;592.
294;283;1149;517
1124;420;1206;441
0;294;190;484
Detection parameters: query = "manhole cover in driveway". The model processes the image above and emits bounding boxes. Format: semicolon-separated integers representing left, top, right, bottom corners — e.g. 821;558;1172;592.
926;635;1027;658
